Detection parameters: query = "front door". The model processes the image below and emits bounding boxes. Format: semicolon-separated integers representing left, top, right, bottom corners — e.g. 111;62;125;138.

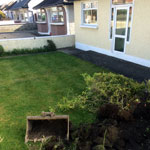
112;7;129;53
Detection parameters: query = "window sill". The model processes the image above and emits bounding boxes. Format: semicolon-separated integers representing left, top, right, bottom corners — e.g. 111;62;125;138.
80;24;98;29
50;23;64;26
36;21;47;24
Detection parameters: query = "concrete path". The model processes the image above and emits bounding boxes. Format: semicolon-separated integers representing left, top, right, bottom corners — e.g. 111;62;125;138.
59;48;150;82
0;31;40;39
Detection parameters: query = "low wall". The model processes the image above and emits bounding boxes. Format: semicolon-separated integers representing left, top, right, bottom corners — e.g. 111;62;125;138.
0;23;37;33
0;20;15;25
0;35;75;52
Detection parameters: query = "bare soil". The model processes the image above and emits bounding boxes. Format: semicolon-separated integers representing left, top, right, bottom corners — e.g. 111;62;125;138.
42;103;150;150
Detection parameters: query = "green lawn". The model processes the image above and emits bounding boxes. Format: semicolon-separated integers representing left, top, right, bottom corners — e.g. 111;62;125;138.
0;52;108;150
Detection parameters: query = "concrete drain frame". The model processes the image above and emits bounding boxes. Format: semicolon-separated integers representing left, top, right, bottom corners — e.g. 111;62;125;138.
25;112;69;143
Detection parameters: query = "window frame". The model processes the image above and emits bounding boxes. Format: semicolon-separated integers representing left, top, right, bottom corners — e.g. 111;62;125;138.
36;9;46;23
50;7;64;25
109;0;135;43
81;1;98;28
112;0;134;5
20;13;25;21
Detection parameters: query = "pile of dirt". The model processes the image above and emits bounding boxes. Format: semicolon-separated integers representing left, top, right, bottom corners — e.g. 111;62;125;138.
42;103;150;150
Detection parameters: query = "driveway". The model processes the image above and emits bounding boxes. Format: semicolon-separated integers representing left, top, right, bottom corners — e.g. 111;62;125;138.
0;31;40;39
60;48;150;82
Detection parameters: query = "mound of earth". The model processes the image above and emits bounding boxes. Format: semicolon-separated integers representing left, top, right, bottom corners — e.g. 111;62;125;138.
42;103;150;150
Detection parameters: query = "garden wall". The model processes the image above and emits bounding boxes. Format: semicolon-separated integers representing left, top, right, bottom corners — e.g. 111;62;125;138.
0;35;75;51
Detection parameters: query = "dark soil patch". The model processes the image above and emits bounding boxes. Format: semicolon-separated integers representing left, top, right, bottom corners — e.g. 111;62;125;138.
41;103;150;150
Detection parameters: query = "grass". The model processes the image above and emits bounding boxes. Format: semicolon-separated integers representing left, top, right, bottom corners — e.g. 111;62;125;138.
0;52;108;150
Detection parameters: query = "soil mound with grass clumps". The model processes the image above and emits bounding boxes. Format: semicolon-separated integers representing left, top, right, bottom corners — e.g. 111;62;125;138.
42;103;150;150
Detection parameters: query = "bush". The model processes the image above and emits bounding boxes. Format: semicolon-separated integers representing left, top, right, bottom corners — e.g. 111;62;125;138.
53;72;146;113
44;40;57;51
81;73;145;109
0;11;5;20
0;45;4;56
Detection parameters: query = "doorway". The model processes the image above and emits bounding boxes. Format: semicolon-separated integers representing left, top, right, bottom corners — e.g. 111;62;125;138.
112;6;129;53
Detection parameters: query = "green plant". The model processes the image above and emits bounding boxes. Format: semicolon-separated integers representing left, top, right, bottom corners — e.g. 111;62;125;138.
0;136;4;143
54;72;145;113
0;10;5;20
0;45;4;56
145;80;150;99
146;127;150;133
0;40;56;57
44;40;57;51
102;130;107;150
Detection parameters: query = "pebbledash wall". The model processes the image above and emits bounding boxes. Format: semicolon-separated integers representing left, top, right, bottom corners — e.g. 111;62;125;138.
74;0;150;67
0;35;75;51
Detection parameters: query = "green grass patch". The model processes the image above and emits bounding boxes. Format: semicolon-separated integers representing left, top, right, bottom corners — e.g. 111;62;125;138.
0;52;107;150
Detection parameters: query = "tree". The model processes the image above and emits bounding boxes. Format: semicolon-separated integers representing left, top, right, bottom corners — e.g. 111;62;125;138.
0;10;6;20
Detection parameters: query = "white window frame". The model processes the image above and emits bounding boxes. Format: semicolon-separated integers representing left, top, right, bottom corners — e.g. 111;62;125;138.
81;1;98;29
109;0;135;44
36;9;46;23
50;7;64;25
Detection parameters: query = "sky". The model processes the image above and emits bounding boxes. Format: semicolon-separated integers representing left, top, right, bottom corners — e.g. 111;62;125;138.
0;0;12;5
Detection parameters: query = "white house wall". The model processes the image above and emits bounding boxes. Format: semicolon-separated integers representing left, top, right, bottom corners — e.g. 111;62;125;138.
68;5;75;35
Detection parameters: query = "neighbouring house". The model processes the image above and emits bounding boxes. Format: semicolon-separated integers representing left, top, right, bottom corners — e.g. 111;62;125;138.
5;1;17;20
72;0;150;68
7;0;44;23
0;4;7;11
0;4;8;19
33;0;75;36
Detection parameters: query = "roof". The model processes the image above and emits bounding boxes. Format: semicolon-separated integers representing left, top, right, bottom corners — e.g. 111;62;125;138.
9;0;31;10
34;0;73;10
0;4;8;11
5;1;17;11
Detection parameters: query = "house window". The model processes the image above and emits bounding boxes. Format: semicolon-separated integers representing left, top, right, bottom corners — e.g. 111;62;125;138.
127;7;132;41
51;7;64;23
24;13;28;22
82;1;98;25
17;14;19;20
110;8;114;39
37;9;46;22
112;0;133;5
20;13;24;21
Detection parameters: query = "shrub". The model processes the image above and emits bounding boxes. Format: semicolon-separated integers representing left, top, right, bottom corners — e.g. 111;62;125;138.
0;45;4;56
0;11;5;20
44;40;57;51
81;73;145;109
53;72;146;113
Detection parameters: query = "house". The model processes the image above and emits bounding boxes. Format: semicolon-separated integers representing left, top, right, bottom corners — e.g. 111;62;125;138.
7;0;44;23
5;1;17;20
0;4;7;11
33;0;75;36
72;0;150;68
